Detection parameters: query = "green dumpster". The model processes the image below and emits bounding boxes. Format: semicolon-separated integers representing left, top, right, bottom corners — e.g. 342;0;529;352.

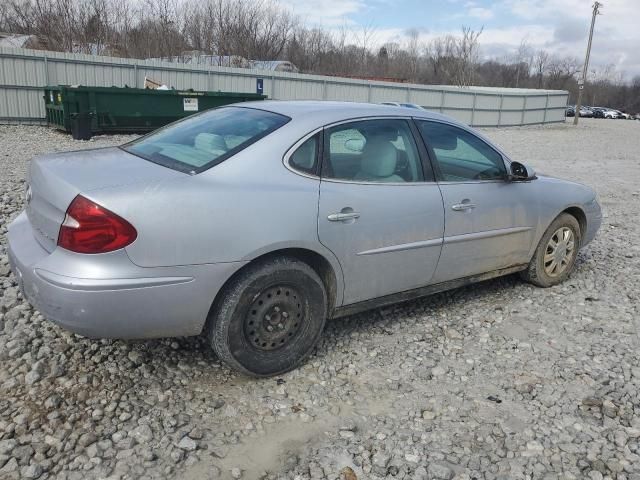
44;85;266;135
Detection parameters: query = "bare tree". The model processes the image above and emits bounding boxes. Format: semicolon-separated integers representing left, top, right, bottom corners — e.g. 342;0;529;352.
452;26;483;87
533;50;549;88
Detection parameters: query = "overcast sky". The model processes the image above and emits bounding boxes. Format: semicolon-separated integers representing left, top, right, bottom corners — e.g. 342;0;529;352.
281;0;640;79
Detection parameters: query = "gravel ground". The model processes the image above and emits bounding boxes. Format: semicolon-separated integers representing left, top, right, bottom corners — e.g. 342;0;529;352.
0;118;639;480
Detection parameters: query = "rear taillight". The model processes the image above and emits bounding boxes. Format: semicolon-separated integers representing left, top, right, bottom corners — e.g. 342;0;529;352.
57;195;137;254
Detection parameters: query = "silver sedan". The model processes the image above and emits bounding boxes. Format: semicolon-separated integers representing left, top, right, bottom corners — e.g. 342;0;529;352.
8;101;602;376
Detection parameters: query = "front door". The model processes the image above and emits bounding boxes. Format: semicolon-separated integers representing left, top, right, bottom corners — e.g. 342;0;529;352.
317;118;445;305
415;120;539;283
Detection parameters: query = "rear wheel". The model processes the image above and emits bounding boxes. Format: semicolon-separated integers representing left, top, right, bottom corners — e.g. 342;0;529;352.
521;213;581;287
208;256;327;377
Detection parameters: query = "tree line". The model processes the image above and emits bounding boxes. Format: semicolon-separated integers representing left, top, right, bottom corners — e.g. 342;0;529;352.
1;0;638;113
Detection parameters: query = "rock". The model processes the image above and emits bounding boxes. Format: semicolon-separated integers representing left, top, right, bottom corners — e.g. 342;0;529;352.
614;429;628;447
0;458;19;475
85;443;100;458
91;408;104;420
211;446;228;459
131;425;153;444
177;436;197;451
340;466;358;480
231;467;242;479
21;464;43;479
412;466;428;479
602;400;617;418
404;453;420;463
44;394;62;409
24;370;41;385
13;445;34;465
170;449;183;463
140;448;156;461
78;432;98;448
428;462;454;480
0;439;17;455
372;452;390;475
127;350;143;365
522;441;544;456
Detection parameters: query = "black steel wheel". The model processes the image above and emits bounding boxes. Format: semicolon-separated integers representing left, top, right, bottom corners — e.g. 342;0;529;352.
244;285;305;351
208;256;327;377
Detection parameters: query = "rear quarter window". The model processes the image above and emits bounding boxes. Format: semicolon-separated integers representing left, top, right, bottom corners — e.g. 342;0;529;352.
123;107;290;173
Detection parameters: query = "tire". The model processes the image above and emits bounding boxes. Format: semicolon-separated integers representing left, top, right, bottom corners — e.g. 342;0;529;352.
207;256;327;377
520;213;581;288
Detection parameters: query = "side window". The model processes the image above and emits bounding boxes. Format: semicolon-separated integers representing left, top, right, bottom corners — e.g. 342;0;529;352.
323;119;424;183
289;135;318;175
417;121;506;181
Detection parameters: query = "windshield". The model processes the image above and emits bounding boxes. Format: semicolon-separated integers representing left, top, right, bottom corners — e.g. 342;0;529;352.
123;107;290;173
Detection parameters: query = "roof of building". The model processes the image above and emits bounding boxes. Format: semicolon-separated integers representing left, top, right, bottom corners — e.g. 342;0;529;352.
249;60;298;72
0;34;35;48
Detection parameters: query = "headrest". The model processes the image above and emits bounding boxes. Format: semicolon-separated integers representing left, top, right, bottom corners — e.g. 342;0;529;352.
361;140;397;177
195;133;227;154
363;126;397;142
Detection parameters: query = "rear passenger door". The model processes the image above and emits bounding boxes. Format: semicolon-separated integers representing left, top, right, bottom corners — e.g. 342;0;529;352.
317;118;445;305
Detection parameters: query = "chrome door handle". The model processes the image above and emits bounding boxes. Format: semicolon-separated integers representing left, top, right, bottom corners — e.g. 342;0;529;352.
327;212;360;222
451;203;477;211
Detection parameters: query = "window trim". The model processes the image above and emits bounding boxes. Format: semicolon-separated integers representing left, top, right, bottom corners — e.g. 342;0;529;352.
318;116;437;186
282;127;324;179
414;119;510;184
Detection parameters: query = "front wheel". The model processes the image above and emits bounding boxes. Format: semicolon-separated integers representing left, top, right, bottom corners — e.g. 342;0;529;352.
208;256;327;377
521;213;581;287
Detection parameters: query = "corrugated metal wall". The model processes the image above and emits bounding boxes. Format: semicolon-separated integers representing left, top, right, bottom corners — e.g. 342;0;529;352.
0;47;569;127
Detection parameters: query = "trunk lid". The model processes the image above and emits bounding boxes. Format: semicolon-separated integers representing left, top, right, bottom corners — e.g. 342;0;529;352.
26;147;183;252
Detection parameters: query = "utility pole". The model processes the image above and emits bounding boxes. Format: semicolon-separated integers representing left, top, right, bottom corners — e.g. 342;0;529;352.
574;1;602;125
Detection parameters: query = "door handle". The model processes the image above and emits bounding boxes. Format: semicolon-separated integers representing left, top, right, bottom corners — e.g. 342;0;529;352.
451;202;477;211
327;212;360;222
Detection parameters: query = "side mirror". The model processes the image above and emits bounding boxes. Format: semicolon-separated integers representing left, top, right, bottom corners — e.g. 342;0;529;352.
509;161;536;181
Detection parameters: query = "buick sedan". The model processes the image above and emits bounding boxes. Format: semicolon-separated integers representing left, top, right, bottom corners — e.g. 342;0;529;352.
8;101;601;376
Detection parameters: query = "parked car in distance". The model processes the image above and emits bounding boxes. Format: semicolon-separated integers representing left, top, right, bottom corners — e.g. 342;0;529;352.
580;107;594;117
634;113;640;120
566;106;593;118
603;109;620;119
614;110;631;120
8;101;602;377
381;102;426;110
590;107;606;118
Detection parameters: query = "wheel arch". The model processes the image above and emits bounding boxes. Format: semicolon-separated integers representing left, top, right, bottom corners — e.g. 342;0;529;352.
562;206;587;244
203;247;343;334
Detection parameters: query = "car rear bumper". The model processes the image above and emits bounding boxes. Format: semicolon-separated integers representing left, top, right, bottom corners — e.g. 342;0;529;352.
8;211;245;339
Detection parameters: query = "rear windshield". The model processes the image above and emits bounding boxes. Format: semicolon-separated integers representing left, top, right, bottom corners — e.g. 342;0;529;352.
122;106;290;173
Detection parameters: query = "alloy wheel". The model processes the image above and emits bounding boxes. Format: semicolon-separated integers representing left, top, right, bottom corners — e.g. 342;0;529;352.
544;227;576;277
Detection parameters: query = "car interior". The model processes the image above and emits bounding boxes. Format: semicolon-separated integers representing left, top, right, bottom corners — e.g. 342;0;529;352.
417;122;507;181
324;122;423;182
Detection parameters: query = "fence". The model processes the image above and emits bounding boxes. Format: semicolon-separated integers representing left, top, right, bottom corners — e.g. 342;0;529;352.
0;47;569;127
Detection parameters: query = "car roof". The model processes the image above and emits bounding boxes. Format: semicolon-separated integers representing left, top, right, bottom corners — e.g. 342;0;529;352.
236;100;459;127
